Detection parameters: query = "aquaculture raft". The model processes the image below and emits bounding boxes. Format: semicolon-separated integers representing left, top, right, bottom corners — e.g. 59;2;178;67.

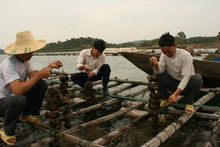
0;72;220;147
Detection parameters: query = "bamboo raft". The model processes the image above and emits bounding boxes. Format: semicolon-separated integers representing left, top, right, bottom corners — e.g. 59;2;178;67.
1;72;220;147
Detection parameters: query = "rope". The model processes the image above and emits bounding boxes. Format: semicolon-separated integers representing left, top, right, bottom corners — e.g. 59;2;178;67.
107;93;220;111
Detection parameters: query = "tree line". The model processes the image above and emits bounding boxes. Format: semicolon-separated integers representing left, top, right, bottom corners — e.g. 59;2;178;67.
140;31;217;47
1;31;218;54
39;37;136;52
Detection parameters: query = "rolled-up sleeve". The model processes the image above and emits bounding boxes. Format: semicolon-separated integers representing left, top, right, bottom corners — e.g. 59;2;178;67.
76;51;85;70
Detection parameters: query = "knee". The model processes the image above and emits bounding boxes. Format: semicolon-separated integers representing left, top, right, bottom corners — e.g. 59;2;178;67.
102;64;111;73
10;95;27;109
71;74;77;83
37;79;48;92
191;74;203;88
156;72;168;80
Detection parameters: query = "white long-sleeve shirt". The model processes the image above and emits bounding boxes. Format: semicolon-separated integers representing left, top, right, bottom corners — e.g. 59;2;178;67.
154;48;195;90
76;49;105;75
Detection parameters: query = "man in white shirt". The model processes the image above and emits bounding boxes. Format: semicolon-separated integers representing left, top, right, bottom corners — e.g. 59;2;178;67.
71;40;111;95
149;33;203;113
0;31;63;145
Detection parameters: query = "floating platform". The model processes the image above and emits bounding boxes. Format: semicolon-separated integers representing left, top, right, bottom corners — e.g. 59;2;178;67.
1;72;220;147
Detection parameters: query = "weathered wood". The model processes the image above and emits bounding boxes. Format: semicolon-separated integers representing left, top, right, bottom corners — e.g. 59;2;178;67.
59;98;120;121
93;77;117;85
43;84;136;125
61;87;148;134
204;116;220;147
92;112;151;145
34;123;50;134
201;87;220;93
95;82;120;90
173;105;220;113
127;88;148;97
62;102;144;134
141;92;216;147
109;84;137;94
30;137;53;147
60;133;103;147
110;78;149;85
123;108;149;118
44;83;132;117
166;107;220;120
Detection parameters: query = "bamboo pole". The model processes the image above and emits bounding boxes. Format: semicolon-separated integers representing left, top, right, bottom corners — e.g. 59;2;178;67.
201;87;220;93
95;82;120;91
60;133;103;147
166;107;219;120
42;84;137;126
30;137;53;147
59;85;146;121
61;88;148;134
141;92;216;147
61;101;144;134
93;77;117;85
123;108;149;118
110;78;149;85
92;112;151;145
42;82;131;118
127;88;148;97
172;105;220;113
59;98;120;121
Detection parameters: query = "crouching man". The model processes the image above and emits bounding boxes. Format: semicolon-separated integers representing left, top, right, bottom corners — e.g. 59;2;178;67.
0;31;63;145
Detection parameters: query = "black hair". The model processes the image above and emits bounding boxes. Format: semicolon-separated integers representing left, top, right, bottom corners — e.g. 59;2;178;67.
93;39;106;51
158;32;175;47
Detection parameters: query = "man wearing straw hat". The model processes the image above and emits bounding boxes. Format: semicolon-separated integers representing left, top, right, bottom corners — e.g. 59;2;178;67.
0;31;63;145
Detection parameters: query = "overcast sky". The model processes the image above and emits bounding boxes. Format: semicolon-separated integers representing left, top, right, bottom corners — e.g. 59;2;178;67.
0;0;220;48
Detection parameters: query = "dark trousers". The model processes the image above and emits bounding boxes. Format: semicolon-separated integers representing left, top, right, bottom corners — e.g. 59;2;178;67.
0;79;47;135
71;64;111;91
157;72;203;104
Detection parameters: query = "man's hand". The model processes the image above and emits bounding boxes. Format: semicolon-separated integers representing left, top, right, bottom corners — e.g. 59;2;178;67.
48;60;63;69
87;71;95;78
149;56;158;65
84;64;90;70
37;67;52;78
168;93;178;103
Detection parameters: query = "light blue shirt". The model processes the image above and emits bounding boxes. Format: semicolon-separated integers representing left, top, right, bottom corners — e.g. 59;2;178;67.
0;56;33;98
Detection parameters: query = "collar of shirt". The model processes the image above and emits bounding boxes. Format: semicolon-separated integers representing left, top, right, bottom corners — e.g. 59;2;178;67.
86;49;92;56
86;48;103;59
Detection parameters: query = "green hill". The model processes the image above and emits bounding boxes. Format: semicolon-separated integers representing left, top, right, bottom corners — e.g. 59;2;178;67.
39;37;136;52
39;33;218;52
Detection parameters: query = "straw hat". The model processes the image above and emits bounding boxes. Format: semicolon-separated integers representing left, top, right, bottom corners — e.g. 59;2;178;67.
4;31;47;55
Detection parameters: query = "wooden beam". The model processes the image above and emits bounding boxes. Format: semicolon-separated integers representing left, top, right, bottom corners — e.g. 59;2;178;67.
92;113;151;145
141;92;216;147
60;133;103;147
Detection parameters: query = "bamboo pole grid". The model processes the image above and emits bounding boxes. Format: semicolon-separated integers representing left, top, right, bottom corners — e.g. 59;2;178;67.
1;72;220;146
